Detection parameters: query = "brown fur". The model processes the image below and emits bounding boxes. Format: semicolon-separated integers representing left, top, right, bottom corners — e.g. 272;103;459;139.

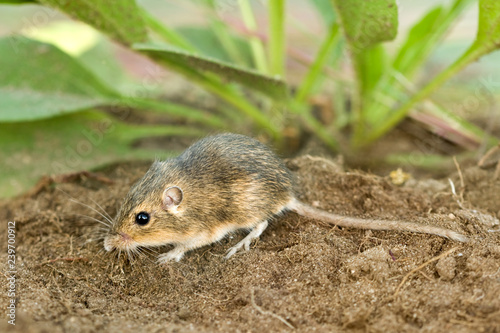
104;133;467;262
105;134;294;257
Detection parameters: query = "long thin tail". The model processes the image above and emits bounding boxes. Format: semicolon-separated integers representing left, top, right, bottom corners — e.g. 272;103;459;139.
289;199;468;242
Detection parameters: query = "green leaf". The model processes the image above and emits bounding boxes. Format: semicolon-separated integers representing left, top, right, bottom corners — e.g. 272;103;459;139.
361;0;500;146
0;111;205;199
37;0;148;46
134;42;288;100
20;20;137;95
393;6;444;75
194;0;251;67
0;0;35;3
332;0;397;141
475;0;500;51
0;36;226;127
355;0;474;137
310;0;336;26
0;36;119;122
295;24;340;103
176;26;252;65
393;0;474;78
238;0;269;73
332;0;398;52
140;7;196;52
77;37;135;95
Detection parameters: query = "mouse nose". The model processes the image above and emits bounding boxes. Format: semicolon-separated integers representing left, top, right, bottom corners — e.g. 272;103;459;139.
103;232;134;251
119;232;132;241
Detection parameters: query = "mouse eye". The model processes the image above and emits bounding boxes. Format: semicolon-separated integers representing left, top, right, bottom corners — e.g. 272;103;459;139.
135;211;150;226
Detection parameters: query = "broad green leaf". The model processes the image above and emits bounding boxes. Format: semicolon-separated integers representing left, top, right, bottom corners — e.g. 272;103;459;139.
0;36;119;122
474;0;500;51
0;36;223;127
77;38;135;95
21;20;136;94
332;0;397;52
310;0;336;27
37;0;147;46
134;42;288;100
176;26;252;65
0;111;205;198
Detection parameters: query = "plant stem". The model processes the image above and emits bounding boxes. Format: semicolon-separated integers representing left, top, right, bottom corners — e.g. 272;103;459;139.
145;55;282;139
349;51;364;147
290;101;339;150
115;124;207;143
210;17;248;66
201;0;248;66
121;96;227;129
140;7;197;52
268;0;285;77
295;24;339;103
238;0;269;73
206;80;281;138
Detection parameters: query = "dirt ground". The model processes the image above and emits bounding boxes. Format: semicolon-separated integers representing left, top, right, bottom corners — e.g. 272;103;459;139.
1;144;500;333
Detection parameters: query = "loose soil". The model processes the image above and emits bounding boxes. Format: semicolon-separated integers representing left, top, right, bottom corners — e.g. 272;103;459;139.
1;146;499;333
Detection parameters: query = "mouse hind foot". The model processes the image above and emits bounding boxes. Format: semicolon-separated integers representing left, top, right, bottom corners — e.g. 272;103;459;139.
225;220;269;259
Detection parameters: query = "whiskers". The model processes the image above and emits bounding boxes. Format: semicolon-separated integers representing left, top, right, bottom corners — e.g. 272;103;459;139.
106;244;158;265
57;188;157;264
56;188;112;254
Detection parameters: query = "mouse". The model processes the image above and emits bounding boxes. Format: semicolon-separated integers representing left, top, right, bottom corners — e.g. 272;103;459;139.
103;133;468;263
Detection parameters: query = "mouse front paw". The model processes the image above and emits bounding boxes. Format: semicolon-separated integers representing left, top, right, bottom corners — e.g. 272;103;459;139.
157;247;186;263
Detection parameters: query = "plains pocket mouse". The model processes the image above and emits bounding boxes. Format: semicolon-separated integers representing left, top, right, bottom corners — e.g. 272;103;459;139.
103;133;467;263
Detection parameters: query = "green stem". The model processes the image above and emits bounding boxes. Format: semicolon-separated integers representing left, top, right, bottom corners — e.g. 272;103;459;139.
363;43;488;145
115;124;207;143
268;0;285;76
349;50;364;146
201;0;248;66
139;54;281;139
140;7;197;52
238;0;269;73
290;101;339;150
210;18;248;66
121;97;227;129
205;79;281;139
295;24;339;103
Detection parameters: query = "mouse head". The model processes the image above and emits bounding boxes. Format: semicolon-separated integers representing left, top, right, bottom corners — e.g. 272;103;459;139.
104;162;191;253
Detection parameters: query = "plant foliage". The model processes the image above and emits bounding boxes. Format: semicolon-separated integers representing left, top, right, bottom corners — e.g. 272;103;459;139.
0;0;499;197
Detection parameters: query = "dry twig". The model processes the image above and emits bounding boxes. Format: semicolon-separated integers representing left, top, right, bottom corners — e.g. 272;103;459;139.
394;247;458;297
250;288;295;329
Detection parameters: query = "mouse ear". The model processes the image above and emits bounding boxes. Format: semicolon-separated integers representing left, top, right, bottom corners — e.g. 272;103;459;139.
162;186;183;211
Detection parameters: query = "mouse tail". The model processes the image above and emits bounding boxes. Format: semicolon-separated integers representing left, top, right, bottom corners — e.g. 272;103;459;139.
288;199;468;243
